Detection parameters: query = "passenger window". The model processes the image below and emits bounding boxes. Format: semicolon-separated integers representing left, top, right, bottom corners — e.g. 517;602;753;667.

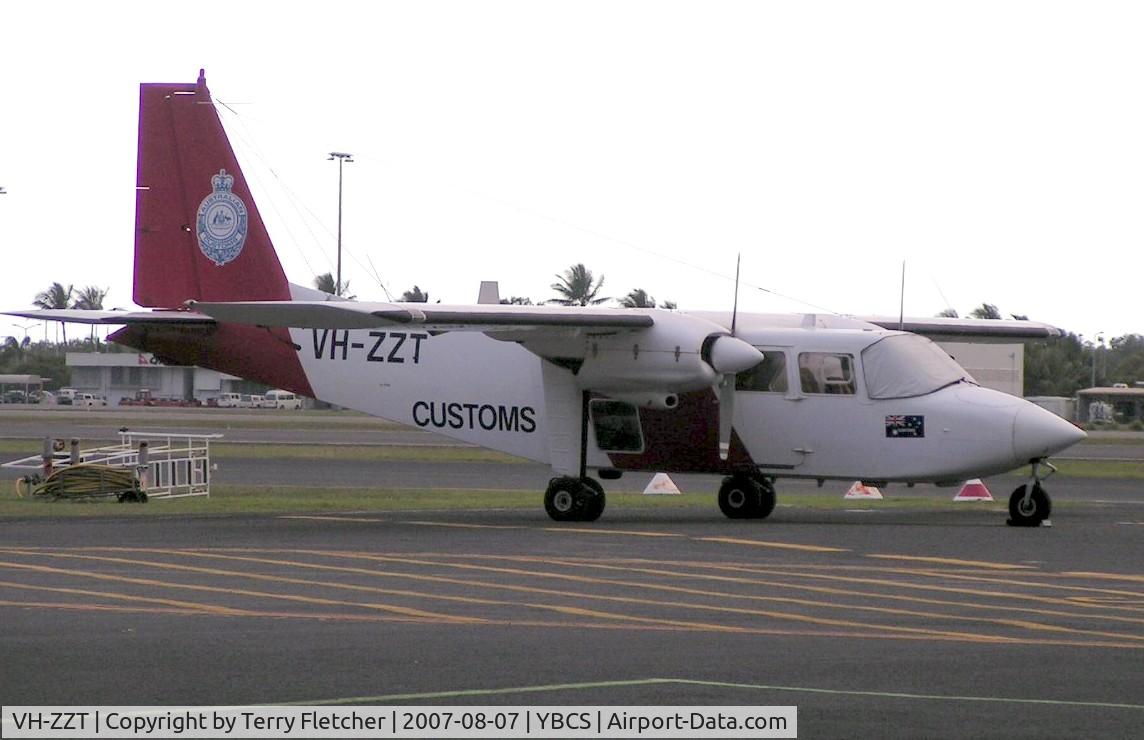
736;351;788;393
799;353;856;395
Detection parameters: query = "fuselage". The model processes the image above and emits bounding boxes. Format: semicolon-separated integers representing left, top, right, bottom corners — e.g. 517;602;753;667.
285;306;1085;485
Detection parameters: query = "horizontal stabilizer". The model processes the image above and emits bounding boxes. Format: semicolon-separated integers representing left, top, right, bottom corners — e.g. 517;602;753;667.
190;300;656;332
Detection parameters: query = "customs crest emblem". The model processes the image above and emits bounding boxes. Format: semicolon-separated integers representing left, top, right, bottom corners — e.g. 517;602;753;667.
196;169;248;266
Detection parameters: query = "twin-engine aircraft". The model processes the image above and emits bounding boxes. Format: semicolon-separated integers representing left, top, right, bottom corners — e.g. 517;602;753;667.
9;71;1085;527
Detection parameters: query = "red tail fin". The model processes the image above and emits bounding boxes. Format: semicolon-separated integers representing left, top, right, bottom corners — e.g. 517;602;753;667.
134;70;291;307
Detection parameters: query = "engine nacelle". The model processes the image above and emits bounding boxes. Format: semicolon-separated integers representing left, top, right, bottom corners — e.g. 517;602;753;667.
527;311;764;395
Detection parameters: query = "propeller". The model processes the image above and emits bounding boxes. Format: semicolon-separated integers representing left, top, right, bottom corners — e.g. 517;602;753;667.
709;255;759;460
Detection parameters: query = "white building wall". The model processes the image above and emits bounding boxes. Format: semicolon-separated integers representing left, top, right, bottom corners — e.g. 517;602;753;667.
66;352;239;405
935;342;1024;397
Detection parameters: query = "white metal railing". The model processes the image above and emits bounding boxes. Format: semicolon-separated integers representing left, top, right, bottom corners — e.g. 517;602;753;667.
4;430;222;500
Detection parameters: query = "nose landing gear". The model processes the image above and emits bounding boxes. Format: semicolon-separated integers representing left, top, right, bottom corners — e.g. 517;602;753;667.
1007;460;1055;527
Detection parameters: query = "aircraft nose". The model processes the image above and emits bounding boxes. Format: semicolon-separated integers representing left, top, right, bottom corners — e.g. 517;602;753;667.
1012;403;1087;463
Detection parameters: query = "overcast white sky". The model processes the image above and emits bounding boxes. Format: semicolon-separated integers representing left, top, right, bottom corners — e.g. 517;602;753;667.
2;1;1141;343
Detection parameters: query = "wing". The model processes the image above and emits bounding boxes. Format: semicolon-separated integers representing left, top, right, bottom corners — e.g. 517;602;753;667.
859;316;1062;341
188;300;654;333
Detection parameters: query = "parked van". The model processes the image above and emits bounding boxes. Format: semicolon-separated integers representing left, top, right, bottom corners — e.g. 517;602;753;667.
57;388;77;406
215;392;242;408
264;389;302;410
74;393;107;408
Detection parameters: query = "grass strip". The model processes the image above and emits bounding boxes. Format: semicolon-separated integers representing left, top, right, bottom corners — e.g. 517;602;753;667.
0;440;518;464
0;483;1066;519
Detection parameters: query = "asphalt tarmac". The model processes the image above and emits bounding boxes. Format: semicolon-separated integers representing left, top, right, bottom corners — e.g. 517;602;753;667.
0;409;1141;738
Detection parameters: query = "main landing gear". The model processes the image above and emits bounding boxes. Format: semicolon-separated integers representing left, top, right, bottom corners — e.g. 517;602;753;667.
1007;459;1054;527
718;473;777;520
544;476;606;522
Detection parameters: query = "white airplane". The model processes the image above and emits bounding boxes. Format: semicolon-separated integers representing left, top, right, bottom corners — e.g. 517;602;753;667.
9;71;1085;527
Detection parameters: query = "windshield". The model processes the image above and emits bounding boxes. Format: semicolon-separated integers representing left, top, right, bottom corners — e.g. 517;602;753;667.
861;334;975;399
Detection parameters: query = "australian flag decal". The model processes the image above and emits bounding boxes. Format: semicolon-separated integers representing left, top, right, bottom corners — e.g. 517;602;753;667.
885;415;925;438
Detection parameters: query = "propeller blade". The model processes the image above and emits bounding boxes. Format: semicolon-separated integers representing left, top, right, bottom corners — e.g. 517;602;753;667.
717;372;735;460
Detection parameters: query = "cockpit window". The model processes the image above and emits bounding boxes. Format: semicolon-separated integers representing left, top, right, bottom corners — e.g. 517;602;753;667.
862;334;976;399
799;353;856;395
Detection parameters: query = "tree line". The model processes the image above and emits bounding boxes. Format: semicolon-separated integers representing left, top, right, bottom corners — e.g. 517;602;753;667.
314;264;676;309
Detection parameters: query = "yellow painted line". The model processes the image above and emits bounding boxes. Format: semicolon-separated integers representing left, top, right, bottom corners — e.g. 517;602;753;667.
540;527;684;538
0;578;249;616
277;515;387;523
60;546;1144;638
0;600;209;616
1063;571;1144;584
4;550;1143;647
64;549;1041;645
867;554;1035;570
405;521;524;530
696;537;849;553
0;559;479;624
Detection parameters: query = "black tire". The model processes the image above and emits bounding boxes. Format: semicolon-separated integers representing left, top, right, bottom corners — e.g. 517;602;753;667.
754;477;777;520
1008;483;1050;527
718;475;761;519
579;478;606;522
544;477;580;521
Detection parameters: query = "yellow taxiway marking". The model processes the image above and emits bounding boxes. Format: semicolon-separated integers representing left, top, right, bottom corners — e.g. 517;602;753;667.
0;558;479;624
1064;571;1144;584
407;523;840;547
277;515;387;523
3;549;1142;647
6;547;1118;646
0;579;248;615
696;537;849;553
0;550;750;635
866;554;1035;570
404;521;524;530
540;527;684;538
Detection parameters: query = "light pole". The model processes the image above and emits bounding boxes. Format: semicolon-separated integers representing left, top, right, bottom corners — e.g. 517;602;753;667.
1091;333;1104;388
328;152;353;296
11;322;34;340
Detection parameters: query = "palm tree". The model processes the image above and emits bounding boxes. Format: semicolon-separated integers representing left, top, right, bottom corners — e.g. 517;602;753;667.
313;272;354;299
936;308;959;318
969;303;1001;320
73;285;109;343
549;264;608;306
73;286;107;310
401;286;429;303
620;288;656;308
33;282;73;344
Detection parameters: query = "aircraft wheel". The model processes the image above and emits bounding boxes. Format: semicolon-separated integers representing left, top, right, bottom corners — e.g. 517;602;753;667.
754;477;777;520
579;478;606;522
545;477;580;521
545;477;605;522
718;474;761;519
1007;483;1051;527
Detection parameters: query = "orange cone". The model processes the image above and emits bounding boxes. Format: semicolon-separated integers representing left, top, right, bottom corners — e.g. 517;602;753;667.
844;481;883;499
953;479;994;502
